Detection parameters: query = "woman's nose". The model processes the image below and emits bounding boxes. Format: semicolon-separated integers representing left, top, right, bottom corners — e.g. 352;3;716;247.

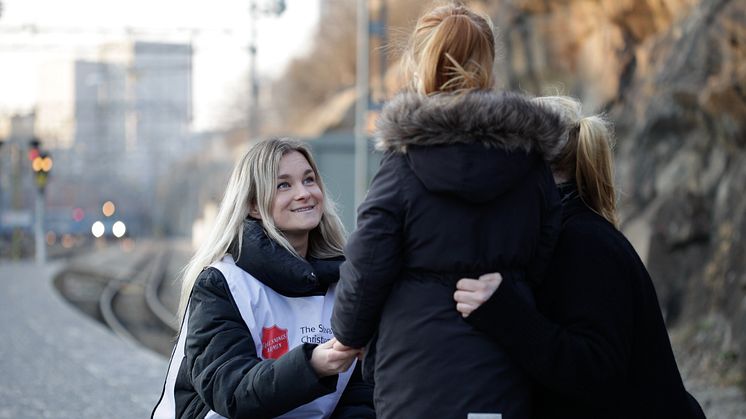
295;186;311;200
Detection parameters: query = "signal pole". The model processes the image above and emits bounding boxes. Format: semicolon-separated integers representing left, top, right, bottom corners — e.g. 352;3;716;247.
29;139;52;265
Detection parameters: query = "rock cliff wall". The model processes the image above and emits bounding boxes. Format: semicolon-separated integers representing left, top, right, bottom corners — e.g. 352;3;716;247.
481;0;745;403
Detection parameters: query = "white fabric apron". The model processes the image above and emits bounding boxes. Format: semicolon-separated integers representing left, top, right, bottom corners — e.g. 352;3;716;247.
154;256;353;419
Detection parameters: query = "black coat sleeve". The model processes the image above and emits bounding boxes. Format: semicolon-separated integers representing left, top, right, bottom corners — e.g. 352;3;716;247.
526;161;562;287
332;153;406;348
331;362;376;419
186;268;338;418
466;224;633;404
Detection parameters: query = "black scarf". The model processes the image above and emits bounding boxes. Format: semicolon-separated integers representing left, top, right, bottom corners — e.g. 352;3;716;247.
233;218;343;297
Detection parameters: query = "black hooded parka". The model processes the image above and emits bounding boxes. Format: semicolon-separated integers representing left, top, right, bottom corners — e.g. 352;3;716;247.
332;90;565;419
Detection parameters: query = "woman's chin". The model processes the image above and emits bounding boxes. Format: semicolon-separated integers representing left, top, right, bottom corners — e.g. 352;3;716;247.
283;219;321;236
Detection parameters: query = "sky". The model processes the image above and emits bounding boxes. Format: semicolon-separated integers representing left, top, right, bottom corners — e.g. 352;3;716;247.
0;0;321;130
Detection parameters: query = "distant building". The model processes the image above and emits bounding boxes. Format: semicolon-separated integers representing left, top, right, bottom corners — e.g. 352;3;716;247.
36;60;78;151
1;113;35;141
97;41;193;187
34;41;193;233
37;40;192;172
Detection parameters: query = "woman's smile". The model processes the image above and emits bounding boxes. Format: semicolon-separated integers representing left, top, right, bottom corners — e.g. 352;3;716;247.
291;205;316;213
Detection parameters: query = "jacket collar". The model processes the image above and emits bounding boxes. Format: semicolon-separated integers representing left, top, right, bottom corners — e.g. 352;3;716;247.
374;90;564;161
557;181;597;225
233;218;343;297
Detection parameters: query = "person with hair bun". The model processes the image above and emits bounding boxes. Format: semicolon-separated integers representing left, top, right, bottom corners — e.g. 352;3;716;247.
152;138;374;419
331;3;565;418
454;96;705;418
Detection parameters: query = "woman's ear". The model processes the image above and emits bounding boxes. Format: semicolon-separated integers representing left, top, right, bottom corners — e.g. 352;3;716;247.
248;203;261;219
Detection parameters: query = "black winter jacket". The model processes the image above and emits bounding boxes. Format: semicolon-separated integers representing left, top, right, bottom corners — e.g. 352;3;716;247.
152;219;375;419
332;90;564;419
467;183;706;419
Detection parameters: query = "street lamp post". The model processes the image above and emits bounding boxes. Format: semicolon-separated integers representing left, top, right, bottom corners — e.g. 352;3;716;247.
354;0;388;216
248;0;259;141
0;139;4;220
29;140;52;265
354;0;370;212
247;0;286;141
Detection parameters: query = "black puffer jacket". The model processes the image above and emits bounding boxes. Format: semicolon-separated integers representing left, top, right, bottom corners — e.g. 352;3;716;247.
332;91;564;419
152;219;375;419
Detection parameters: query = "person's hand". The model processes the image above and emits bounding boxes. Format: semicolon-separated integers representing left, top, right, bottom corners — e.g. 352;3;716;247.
310;338;357;377
332;340;365;360
454;272;503;318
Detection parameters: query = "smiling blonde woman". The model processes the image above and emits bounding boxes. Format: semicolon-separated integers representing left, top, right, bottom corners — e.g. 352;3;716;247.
153;138;374;419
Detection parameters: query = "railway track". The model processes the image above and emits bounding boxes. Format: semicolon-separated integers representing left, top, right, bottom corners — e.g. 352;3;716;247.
54;241;183;358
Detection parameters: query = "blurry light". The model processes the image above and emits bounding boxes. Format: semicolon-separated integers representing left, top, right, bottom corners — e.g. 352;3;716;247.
62;234;75;249
91;221;105;238
41;156;53;172
32;156;43;172
72;208;85;222
102;201;116;217
112;221;126;238
45;231;57;246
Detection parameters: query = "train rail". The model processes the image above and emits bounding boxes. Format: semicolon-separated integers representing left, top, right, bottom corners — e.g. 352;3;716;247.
54;241;181;357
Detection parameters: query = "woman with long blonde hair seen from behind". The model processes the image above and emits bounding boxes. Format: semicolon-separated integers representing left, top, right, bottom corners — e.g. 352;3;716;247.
332;3;565;418
152;138;374;419
454;97;705;418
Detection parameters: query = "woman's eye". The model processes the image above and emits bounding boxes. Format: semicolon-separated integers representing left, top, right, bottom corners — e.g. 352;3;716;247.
277;182;291;190
303;177;316;185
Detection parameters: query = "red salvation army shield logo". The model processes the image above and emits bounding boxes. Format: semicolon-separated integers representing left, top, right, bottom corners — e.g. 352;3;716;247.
261;325;289;359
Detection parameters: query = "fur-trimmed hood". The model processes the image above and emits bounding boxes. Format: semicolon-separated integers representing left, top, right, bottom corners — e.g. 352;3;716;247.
376;90;564;156
374;91;563;203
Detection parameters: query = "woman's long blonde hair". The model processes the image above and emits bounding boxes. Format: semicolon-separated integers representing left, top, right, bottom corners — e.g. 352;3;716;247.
533;96;618;227
402;2;496;94
176;138;347;321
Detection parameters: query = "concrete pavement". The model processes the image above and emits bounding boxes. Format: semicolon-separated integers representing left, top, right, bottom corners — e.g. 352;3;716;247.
0;261;168;418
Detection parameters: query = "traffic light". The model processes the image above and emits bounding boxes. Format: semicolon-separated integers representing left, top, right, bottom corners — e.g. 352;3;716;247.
28;140;52;191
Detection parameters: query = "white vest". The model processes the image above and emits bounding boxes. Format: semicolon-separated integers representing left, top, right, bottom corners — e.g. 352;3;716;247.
154;256;354;419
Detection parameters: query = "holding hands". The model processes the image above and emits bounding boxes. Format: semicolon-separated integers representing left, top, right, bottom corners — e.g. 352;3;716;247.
454;273;503;318
332;340;365;360
310;338;360;377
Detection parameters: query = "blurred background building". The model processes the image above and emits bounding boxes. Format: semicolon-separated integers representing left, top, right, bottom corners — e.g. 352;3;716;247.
32;41;193;236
